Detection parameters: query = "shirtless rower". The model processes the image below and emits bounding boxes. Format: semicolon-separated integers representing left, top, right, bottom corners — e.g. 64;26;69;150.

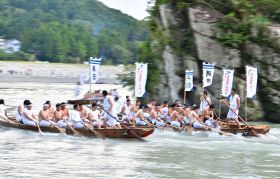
78;104;89;122
54;103;67;128
170;104;184;127
39;103;56;127
204;104;219;129
60;102;69;119
150;106;165;127
134;105;150;126
120;99;132;124
21;100;39;126
188;105;209;130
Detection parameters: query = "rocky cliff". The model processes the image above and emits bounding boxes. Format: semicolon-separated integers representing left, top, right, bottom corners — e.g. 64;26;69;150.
147;1;280;122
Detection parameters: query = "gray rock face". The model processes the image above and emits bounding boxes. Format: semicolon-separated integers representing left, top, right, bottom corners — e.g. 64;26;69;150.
155;4;280;122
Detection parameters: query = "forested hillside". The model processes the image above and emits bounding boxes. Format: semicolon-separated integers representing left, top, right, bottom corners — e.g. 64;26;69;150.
0;0;148;64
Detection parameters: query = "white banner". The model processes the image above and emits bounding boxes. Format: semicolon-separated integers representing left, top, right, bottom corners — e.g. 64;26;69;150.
185;70;193;91
221;69;234;97
89;57;102;84
135;63;148;97
246;66;258;98
202;62;215;87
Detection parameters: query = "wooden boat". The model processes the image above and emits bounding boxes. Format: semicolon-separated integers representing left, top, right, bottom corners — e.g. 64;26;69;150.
0;119;154;139
67;99;98;105
155;123;270;137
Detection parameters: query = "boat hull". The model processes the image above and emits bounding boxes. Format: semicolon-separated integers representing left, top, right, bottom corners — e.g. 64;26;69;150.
0;119;154;139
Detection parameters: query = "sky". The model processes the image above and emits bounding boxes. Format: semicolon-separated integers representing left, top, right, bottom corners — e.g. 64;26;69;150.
97;0;151;20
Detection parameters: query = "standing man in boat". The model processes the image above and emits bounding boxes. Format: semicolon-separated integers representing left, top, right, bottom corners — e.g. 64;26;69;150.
21;100;39;126
225;88;241;128
101;90;121;129
0;99;8;121
199;91;211;117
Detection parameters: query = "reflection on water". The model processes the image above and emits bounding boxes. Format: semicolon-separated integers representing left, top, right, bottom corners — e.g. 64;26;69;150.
0;82;279;179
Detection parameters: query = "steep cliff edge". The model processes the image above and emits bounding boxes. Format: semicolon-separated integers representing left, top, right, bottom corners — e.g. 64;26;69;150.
146;1;280;122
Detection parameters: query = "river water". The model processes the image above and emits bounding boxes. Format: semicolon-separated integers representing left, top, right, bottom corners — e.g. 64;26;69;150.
0;82;279;179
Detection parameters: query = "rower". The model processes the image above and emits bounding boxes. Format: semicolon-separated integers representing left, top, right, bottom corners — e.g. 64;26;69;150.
120;99;132;124
69;104;84;128
21;100;39;126
158;101;168;119
54;103;67;128
134;105;150;126
150;106;165;127
101;90;121;129
89;103;103;129
226;88;241;128
60;102;69;119
188;105;209;130
39;103;56;127
204;104;219;129
78;104;89;122
170;104;183;127
46;101;55;119
0;99;8;121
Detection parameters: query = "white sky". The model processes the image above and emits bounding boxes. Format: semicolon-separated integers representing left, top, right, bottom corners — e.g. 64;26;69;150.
97;0;151;20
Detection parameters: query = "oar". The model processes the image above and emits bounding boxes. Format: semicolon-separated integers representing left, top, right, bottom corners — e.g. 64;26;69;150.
63;119;83;137
32;120;43;136
221;100;258;136
82;122;105;139
99;106;146;142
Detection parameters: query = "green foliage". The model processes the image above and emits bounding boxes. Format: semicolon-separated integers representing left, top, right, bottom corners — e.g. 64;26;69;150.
0;0;148;64
0;50;31;61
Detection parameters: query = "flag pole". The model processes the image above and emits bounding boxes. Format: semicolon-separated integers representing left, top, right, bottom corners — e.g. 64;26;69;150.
245;66;248;122
89;58;92;92
183;91;186;105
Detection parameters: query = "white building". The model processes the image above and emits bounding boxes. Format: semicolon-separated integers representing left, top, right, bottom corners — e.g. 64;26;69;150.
0;38;21;53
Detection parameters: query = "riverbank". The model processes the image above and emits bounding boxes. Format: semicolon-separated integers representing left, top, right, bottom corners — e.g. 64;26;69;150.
0;61;127;83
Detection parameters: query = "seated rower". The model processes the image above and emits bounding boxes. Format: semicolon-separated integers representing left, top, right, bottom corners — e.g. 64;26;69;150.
69;104;84;129
188;105;209;130
89;103;104;129
39;103;56;127
158;101;169;119
204;104;219;129
21;100;39;126
120;99;132;124
79;104;89;122
54;103;67;128
16;100;30;123
61;102;69;119
0;99;8;121
150;106;165;127
170;104;184;127
134;105;150;126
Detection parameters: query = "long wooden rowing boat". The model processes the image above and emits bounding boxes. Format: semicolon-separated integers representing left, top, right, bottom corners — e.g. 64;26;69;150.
67;99;98;105
0;119;154;139
156;123;270;137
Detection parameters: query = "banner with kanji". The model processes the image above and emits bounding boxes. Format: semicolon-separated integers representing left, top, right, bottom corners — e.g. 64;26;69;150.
246;66;258;98
202;62;215;87
221;69;234;97
185;70;193;91
89;57;102;84
135;63;148;97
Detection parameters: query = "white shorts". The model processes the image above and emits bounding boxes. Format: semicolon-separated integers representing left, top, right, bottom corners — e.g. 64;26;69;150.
184;117;190;124
57;120;67;128
192;121;204;129
170;121;180;127
23;120;37;126
205;119;216;128
92;121;103;127
227;109;238;119
155;121;165;127
135;118;147;126
39;120;51;127
73;122;84;129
